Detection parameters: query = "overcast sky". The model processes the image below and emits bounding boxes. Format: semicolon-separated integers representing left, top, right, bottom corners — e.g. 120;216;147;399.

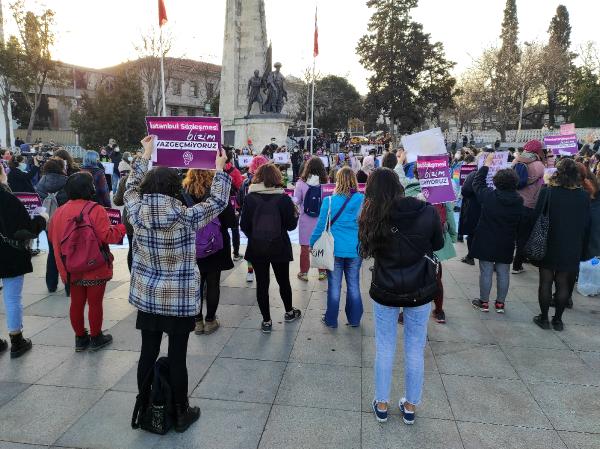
2;0;599;94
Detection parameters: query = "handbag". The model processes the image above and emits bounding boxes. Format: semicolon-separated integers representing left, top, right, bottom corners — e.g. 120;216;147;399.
132;357;174;435
524;189;551;261
310;194;353;271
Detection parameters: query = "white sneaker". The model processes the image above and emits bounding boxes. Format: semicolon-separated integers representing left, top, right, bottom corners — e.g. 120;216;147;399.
246;272;254;283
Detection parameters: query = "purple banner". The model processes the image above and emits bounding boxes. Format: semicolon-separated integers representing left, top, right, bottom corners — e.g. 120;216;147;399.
14;192;42;217
284;183;367;198
544;134;578;156
459;165;477;186
105;208;123;244
146;116;221;169
417;155;456;205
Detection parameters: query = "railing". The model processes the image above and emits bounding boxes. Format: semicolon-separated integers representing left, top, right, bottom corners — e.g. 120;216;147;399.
445;128;600;145
12;129;79;146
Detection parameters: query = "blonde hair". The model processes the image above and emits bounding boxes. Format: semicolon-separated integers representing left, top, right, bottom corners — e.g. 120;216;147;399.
182;169;214;199
334;166;358;196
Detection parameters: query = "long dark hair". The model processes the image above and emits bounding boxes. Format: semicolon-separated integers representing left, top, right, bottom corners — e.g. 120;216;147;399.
358;168;404;258
550;158;581;189
300;156;328;183
140;166;182;200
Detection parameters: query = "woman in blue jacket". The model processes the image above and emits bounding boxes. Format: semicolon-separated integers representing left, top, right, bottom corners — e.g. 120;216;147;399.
310;167;365;327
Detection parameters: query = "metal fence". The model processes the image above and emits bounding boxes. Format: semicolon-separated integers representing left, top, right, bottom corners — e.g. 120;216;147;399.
445;128;600;145
13;129;79;146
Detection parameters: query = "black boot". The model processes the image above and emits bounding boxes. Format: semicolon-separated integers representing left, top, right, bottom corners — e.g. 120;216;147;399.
10;332;32;358
533;314;550;330
0;338;7;353
75;330;91;352
90;332;112;352
551;316;564;331
174;401;201;433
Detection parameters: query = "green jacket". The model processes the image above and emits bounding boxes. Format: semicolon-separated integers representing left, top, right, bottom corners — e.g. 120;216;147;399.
402;181;457;261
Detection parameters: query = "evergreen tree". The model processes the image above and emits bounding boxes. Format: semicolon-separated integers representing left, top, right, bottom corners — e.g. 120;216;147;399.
570;66;600;128
356;0;455;133
491;0;521;141
71;71;147;150
542;5;574;126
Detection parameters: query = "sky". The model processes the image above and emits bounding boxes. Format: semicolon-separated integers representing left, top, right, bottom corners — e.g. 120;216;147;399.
2;0;599;94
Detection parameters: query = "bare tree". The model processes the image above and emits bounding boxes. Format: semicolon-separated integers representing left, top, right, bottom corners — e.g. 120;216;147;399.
133;28;176;116
9;0;64;141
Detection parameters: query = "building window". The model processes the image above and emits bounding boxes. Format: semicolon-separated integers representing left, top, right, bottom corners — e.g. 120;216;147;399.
187;107;196;117
170;106;179;116
206;82;214;100
190;81;199;98
172;79;182;95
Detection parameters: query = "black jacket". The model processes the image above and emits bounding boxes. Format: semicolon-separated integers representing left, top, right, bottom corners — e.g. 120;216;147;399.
7;168;35;193
534;185;590;272
458;170;481;236
470;166;523;264
0;185;47;278
370;197;444;308
587;196;600;258
192;193;236;273
241;191;298;264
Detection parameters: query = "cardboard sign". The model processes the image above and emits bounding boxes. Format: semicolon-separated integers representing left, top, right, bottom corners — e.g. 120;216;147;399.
478;151;510;189
273;152;290;164
401;128;446;164
105;208;124;244
416;154;456;205
238;155;253;168
146;116;221;169
14;192;43;217
544;134;578;156
560;123;575;135
101;162;114;174
459;165;477;186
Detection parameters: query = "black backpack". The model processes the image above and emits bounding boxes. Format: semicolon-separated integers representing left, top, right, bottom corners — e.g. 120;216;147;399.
131;357;174;435
251;195;284;257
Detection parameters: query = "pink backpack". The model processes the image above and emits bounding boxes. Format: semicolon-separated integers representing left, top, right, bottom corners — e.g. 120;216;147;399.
60;202;109;275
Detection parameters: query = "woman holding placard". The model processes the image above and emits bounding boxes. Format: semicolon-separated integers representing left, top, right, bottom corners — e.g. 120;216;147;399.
294;157;329;281
310;167;364;327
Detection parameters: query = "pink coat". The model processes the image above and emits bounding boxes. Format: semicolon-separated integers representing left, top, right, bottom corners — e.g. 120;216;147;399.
293;179;320;246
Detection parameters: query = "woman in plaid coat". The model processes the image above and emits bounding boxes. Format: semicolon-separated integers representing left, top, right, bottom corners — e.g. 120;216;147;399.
125;136;231;433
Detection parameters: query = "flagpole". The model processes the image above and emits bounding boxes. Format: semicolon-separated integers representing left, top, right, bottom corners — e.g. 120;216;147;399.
303;75;309;151
159;27;167;117
310;57;315;154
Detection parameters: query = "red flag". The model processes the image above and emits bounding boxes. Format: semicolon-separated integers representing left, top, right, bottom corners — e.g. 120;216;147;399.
158;0;168;27
313;7;319;58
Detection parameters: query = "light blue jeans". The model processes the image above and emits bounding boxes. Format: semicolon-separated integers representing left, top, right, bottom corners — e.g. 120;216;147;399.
479;260;510;303
373;300;431;406
324;257;363;327
1;275;25;333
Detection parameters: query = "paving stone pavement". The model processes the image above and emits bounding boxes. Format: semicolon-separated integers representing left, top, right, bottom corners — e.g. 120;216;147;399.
0;243;599;449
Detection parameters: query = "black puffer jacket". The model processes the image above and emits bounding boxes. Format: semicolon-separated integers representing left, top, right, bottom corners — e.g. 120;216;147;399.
458;170;481;236
370;197;444;308
470;166;523;264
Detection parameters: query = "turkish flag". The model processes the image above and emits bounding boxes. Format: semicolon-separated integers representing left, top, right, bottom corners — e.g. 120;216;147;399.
158;0;168;27
313;8;319;58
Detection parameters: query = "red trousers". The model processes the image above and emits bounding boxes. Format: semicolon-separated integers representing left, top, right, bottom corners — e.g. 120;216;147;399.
69;283;107;337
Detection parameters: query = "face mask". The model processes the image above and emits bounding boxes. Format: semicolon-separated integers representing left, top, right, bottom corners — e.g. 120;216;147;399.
101;151;107;156
19;163;27;172
127;157;133;162
242;149;249;155
115;148;120;153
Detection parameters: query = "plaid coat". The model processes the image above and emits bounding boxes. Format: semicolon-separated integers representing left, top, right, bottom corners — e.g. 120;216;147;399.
124;159;231;317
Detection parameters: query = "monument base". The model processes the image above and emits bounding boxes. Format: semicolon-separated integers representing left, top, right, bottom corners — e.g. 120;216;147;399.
222;116;293;151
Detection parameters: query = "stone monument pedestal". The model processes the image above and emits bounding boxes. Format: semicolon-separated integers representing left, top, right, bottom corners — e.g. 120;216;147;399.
223;115;293;150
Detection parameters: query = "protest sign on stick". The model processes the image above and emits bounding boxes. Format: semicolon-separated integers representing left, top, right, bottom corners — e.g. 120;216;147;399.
478;151;510;188
273;152;290;164
146;116;221;169
560;123;575;135
14;192;43;217
459;165;477;186
417;155;456;204
543;134;578;156
238;155;253;168
105;208;124;245
401;128;446;164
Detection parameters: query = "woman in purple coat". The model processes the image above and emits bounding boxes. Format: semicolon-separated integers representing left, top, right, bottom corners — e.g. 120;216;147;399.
293;157;329;281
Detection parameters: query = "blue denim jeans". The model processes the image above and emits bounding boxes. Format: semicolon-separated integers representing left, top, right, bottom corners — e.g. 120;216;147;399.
324;257;363;327
479;260;510;303
1;275;25;333
373;300;431;406
112;173;120;193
